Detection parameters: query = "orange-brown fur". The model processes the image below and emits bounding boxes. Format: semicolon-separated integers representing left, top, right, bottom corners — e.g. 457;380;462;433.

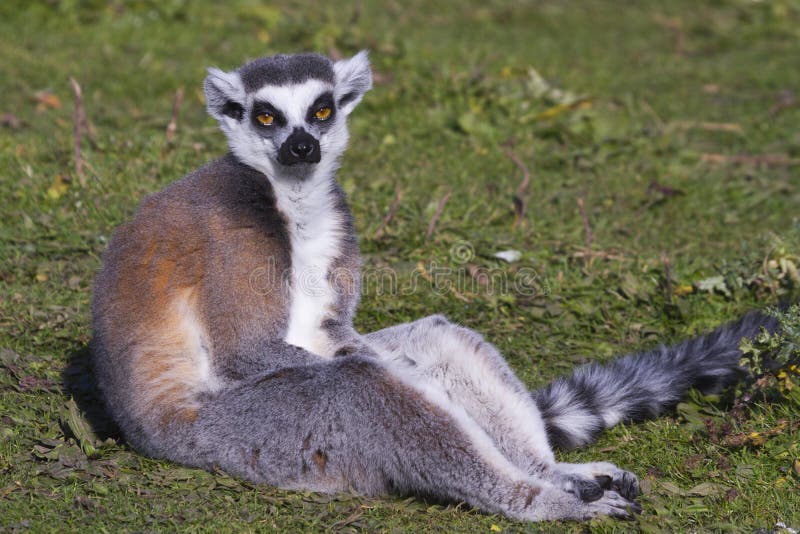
93;158;291;435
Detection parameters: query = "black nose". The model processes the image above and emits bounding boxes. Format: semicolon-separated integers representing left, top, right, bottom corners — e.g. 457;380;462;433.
290;140;314;159
278;128;321;166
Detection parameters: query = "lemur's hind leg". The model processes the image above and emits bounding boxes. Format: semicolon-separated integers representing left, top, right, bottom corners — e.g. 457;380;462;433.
366;315;554;474
182;357;637;521
364;315;640;502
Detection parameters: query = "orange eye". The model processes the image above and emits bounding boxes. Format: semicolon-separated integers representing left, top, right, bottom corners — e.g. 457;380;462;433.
314;107;332;121
256;113;274;125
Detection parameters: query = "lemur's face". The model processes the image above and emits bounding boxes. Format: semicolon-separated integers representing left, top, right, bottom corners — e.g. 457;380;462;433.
204;52;372;180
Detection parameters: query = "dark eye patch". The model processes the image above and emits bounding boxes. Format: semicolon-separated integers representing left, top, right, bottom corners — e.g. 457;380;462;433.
251;101;287;128
222;101;244;121
306;91;335;123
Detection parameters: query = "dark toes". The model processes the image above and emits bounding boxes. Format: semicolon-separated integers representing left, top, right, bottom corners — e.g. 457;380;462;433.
594;474;612;488
574;478;604;502
611;471;640;500
607;494;643;519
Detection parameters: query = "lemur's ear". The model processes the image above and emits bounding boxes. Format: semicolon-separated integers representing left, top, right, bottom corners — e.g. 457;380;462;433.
204;67;246;122
333;50;372;116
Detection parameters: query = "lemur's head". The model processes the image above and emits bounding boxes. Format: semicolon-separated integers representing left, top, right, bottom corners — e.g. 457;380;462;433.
204;51;372;180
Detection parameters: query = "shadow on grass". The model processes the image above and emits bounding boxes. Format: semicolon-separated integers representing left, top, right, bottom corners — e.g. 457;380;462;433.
62;344;123;442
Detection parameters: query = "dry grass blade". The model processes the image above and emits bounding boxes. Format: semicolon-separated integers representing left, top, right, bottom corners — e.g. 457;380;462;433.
68;77;86;186
372;185;403;239
701;153;800;167
577;196;593;267
504;147;532;228
425;191;451;239
662;253;673;304
653;14;685;56
669;121;744;134
165;87;185;143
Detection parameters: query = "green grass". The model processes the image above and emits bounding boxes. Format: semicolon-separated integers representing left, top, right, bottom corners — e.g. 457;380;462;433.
2;0;800;531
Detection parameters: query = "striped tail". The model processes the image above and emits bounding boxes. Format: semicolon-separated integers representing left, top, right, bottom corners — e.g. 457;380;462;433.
533;312;777;450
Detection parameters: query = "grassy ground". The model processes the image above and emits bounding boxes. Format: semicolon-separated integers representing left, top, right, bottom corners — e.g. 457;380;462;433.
1;0;800;531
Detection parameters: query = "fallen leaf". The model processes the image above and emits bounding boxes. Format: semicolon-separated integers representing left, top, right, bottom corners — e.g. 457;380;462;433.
687;482;729;496
457;112;496;138
735;465;755;478
64;397;99;457
696;275;731;297
0;112;22;128
674;284;694;296
493;250;521;263
648;180;685;197
34;90;62;111
46;174;69;200
656;480;688;496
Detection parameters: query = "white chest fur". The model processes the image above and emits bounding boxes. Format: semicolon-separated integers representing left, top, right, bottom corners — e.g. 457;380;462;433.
273;177;342;357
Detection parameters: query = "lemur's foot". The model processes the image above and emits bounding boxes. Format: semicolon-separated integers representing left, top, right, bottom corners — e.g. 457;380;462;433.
551;461;640;502
584;490;642;518
519;484;641;522
594;468;639;501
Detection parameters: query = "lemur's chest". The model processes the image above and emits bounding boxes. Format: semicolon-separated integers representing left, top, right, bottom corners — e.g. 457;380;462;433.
277;191;344;357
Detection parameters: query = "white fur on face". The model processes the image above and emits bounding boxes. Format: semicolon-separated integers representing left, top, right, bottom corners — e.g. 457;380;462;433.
223;79;352;182
253;79;332;128
333;50;372;116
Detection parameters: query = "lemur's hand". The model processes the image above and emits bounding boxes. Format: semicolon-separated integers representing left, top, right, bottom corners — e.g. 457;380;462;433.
333;339;381;359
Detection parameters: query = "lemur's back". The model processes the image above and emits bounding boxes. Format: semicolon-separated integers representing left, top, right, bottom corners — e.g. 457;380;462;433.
92;155;291;454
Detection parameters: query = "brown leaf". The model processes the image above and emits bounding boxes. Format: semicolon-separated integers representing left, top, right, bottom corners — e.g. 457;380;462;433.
34;90;62;111
17;375;55;392
648;180;684;197
687;482;728;496
0;113;22;129
656;480;687;496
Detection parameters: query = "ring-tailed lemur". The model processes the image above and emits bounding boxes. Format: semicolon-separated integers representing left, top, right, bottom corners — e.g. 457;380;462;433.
92;51;775;522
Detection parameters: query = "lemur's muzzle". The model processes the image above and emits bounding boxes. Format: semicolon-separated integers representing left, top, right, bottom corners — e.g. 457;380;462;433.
278;128;321;165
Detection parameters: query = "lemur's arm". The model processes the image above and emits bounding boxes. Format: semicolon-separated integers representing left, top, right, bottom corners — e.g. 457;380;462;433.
321;319;384;359
217;338;327;381
217;325;382;381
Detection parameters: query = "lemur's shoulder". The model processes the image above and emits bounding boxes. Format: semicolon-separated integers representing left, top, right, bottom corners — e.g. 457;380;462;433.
99;154;291;301
139;154;276;215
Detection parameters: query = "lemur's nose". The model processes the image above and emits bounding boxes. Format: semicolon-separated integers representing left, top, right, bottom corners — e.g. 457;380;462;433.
278;128;322;166
290;140;314;159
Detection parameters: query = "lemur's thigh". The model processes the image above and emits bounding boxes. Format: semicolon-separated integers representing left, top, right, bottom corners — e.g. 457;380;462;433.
364;315;641;502
365;314;554;474
189;357;636;521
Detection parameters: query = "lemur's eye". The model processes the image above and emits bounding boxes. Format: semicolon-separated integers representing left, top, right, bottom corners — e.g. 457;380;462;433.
314;107;332;121
256;113;274;126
